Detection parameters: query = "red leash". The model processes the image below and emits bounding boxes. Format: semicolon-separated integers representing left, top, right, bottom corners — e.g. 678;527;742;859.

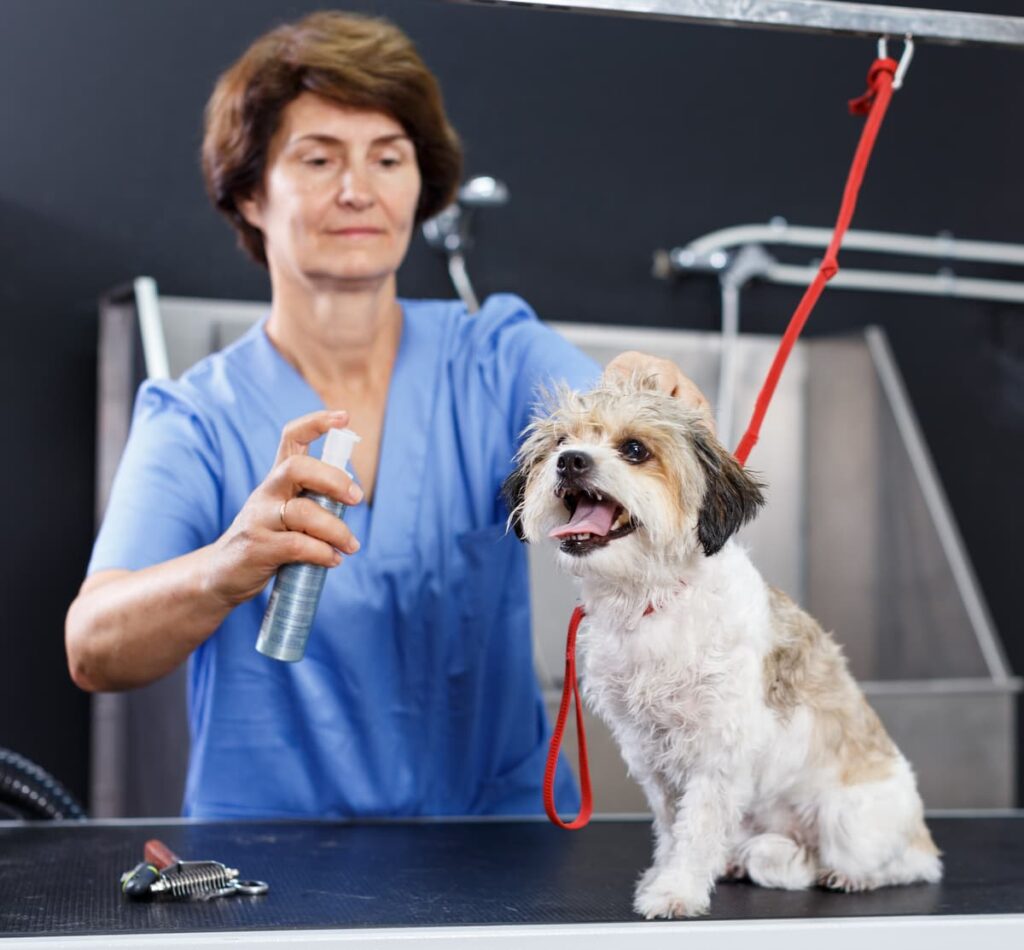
733;55;898;464
543;54;902;830
542;605;592;829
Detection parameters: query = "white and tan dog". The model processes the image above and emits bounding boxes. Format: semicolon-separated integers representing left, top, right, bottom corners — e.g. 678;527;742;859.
504;377;941;919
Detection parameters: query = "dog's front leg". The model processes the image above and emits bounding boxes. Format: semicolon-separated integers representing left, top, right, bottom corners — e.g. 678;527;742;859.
633;772;742;919
615;736;676;875
640;774;676;870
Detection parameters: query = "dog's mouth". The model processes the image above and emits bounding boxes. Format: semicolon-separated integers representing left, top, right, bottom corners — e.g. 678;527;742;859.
548;486;638;556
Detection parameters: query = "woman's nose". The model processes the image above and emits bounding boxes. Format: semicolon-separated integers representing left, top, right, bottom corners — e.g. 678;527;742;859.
337;167;374;209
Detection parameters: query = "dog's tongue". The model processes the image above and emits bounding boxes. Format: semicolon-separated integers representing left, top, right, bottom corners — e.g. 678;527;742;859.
549;498;618;539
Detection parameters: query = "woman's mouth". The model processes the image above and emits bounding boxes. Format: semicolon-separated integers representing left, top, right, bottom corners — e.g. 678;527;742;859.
326;228;384;237
548;488;637;556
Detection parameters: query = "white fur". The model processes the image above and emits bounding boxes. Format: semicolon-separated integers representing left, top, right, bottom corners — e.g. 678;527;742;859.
515;386;942;919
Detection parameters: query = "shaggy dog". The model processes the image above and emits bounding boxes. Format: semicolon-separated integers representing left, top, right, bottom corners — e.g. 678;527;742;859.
503;377;941;919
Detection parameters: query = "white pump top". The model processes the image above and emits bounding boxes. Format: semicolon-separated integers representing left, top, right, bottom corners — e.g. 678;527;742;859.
321;427;361;474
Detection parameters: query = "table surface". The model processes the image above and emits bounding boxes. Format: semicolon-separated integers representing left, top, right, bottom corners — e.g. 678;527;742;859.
1;815;1022;938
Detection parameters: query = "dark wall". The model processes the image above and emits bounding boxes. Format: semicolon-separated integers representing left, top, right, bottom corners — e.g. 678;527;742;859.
1;0;1021;808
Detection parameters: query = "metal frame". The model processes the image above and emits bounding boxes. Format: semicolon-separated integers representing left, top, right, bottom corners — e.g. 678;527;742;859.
656;221;1024;444
454;0;1024;49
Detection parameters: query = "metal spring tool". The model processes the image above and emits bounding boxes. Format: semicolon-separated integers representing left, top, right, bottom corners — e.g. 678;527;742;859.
150;860;269;900
121;838;268;901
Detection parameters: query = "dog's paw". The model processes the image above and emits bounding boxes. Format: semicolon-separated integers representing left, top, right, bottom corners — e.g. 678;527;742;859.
818;869;875;893
633;870;712;919
720;860;748;881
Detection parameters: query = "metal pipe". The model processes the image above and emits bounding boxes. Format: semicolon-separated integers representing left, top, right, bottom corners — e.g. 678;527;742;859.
717;281;739;446
681;223;1024;267
766;263;1024;304
447;251;481;313
715;244;778;443
454;0;1024;49
659;223;1024;305
134;276;170;380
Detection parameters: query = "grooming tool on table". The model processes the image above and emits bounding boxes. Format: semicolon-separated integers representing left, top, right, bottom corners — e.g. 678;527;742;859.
120;838;268;900
144;838;180;870
120;860;161;898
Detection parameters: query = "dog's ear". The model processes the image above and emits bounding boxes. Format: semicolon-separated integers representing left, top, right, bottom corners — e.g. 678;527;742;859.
692;426;765;556
501;465;529;542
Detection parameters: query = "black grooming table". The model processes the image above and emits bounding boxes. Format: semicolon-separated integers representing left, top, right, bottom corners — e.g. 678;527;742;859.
1;815;1023;945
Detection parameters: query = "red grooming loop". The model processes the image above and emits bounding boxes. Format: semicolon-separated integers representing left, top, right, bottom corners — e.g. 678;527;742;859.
543;51;903;830
542;605;592;828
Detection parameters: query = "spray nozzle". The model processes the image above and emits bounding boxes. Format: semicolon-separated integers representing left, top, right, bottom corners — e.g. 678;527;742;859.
321;427;361;474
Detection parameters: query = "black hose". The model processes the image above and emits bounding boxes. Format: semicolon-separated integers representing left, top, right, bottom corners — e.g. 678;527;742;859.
0;747;87;820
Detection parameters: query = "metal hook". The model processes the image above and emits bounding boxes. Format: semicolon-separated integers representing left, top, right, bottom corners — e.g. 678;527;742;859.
877;34;915;90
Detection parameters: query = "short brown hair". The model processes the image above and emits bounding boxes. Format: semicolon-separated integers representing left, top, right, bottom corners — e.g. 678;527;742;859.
202;11;462;265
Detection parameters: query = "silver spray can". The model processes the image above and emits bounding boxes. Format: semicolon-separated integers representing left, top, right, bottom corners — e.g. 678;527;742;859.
255;427;361;663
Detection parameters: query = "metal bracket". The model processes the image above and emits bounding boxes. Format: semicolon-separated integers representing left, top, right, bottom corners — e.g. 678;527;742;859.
878;34;915;90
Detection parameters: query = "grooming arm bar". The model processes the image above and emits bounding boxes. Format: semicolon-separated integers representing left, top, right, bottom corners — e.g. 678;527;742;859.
657;223;1024;305
454;0;1024;49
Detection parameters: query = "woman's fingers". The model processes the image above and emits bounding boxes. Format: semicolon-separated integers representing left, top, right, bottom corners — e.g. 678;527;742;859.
269;453;364;507
603;351;715;428
274;527;345;569
207;412;360;607
273;409;350;467
277;495;361;555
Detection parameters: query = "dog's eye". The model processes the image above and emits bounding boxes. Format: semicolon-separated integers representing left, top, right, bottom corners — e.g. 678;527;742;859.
619;439;650;464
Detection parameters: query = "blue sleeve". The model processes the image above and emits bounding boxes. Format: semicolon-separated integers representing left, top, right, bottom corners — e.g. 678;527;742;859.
471;293;601;449
87;380;224;574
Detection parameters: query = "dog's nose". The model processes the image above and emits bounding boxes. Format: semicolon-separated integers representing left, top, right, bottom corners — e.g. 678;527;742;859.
557;450;592;477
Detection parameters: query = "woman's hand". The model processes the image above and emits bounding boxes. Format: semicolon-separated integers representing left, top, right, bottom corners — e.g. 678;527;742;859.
603;351;714;428
205;409;364;608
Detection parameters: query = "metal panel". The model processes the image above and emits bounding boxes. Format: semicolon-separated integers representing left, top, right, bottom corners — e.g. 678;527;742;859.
869;685;1018;809
148;295;268;379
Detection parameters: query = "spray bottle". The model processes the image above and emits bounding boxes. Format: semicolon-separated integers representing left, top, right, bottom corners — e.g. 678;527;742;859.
255;427;361;662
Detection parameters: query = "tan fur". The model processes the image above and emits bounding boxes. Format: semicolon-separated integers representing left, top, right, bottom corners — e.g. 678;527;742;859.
764;587;898;786
517;380;710;540
911;822;942;857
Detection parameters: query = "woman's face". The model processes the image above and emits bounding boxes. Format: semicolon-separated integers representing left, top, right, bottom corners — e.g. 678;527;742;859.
240;92;422;286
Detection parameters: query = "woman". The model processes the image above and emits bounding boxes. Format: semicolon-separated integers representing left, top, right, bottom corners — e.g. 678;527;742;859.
65;11;704;819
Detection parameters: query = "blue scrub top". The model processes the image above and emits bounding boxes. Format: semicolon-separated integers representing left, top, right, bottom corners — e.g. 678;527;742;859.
89;295;600;819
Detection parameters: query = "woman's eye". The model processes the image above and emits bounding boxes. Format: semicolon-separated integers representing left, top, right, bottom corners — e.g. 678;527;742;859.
302;156;330;168
377;155;402;169
620;440;650;463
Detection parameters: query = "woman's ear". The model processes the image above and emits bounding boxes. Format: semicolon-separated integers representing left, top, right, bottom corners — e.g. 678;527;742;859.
691;426;765;556
236;191;264;231
501;465;529;542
